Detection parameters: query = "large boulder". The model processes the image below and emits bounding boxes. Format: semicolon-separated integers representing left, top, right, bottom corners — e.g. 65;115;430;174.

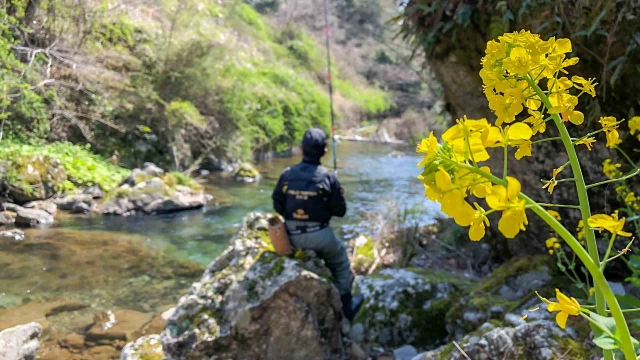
353;268;468;350
0;322;43;360
14;208;54;227
154;212;343;360
99;165;209;216
0;155;67;204
54;194;95;213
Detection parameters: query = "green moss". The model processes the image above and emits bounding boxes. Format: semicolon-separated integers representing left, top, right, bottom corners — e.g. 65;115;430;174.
408;297;453;347
265;255;286;279
236;163;260;178
556;337;590;359
473;255;554;296
163;172;203;191
437;343;455;360
135;339;164;360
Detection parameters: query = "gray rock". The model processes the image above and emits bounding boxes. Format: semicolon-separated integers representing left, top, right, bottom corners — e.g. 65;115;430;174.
54;194;94;211
82;185;105;199
0;229;25;241
120;335;164;360
608;281;626;296
71;201;93;214
394;345;418;360
143;162;164;177
23;200;57;215
160;212;343;360
349;323;365;343
354;268;460;348
504;313;526;327
15;208;54;227
0;211;15;225
0;322;42;360
3;203;23;213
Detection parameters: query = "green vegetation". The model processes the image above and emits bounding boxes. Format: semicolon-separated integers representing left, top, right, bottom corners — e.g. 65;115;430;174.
0;141;129;191
0;0;395;172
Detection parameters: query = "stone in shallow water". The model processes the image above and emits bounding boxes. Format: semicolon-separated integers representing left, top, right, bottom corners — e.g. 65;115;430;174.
0;229;25;241
393;344;418;360
87;310;153;342
15;208;54;227
22;201;57;216
0;322;42;360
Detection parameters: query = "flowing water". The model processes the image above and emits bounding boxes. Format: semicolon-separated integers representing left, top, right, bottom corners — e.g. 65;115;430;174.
0;142;440;334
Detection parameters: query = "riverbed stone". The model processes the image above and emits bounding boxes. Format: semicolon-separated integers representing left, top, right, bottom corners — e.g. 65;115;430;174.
159;212;343;360
87;310;154;342
394;344;418;360
234;163;261;183
58;332;85;350
22;200;57;216
0;322;43;360
99;165;208;216
0;211;15;225
1;154;67;204
0;229;25;241
15;208;54;227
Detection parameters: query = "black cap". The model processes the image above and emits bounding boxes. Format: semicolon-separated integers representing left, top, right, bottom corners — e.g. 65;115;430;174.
302;128;327;158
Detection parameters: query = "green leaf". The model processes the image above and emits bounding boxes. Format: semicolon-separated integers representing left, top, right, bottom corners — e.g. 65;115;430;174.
615;294;640;310
590;312;619;350
628;255;640;270
587;10;607;38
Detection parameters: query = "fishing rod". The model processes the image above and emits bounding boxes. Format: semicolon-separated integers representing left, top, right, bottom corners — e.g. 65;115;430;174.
322;0;338;173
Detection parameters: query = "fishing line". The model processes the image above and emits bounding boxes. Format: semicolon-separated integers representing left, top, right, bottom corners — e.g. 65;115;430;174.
322;0;338;173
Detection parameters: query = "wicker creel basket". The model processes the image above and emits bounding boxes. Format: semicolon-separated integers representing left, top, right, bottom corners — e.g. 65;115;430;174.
268;216;292;256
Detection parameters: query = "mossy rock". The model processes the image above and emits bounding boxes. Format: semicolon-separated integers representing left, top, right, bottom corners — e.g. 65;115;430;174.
445;255;556;338
354;268;468;349
234;163;261;182
1;154;68;203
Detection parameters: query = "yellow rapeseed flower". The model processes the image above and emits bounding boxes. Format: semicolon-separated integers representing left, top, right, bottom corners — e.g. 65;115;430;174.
547;210;562;221
416;131;439;168
624;192;636;206
486;177;528;238
630;116;640;141
545;237;558;249
524;109;546;135
588;211;632;237
571;76;597;97
599;116;621;148
602;159;622;179
576;220;585;240
575;137;596;151
546;289;581;329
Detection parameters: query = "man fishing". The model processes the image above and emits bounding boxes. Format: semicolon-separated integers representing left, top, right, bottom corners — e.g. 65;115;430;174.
272;128;364;321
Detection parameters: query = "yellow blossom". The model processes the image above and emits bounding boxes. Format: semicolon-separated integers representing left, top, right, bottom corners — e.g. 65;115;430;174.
576;220;585;240
599;116;621;148
545;237;558;249
571;76;597;97
575;137;596;151
630;116;640;138
524;109;546;135
546;289;581;329
503;47;532;77
416;132;439;168
547;210;562;221
542;166;565;194
468;203;490;241
487;177;528;238
624;192;636;206
548;249;554;255
515;141;532;160
602;159;622;179
588;211;632;237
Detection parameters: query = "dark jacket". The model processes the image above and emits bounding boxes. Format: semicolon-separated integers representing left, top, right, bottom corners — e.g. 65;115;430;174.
272;157;346;224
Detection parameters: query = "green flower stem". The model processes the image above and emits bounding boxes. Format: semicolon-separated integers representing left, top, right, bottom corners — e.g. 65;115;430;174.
526;76;632;360
600;233;617;272
453;158;635;360
536;203;581;209
586;169;640;189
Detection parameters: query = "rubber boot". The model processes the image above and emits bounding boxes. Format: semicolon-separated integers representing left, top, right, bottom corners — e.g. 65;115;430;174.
341;292;364;321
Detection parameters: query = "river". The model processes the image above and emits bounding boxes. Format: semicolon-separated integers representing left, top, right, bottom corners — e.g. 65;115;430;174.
0;142;440;336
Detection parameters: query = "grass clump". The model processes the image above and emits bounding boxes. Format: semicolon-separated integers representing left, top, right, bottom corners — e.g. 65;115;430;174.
0;141;130;191
334;79;394;116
